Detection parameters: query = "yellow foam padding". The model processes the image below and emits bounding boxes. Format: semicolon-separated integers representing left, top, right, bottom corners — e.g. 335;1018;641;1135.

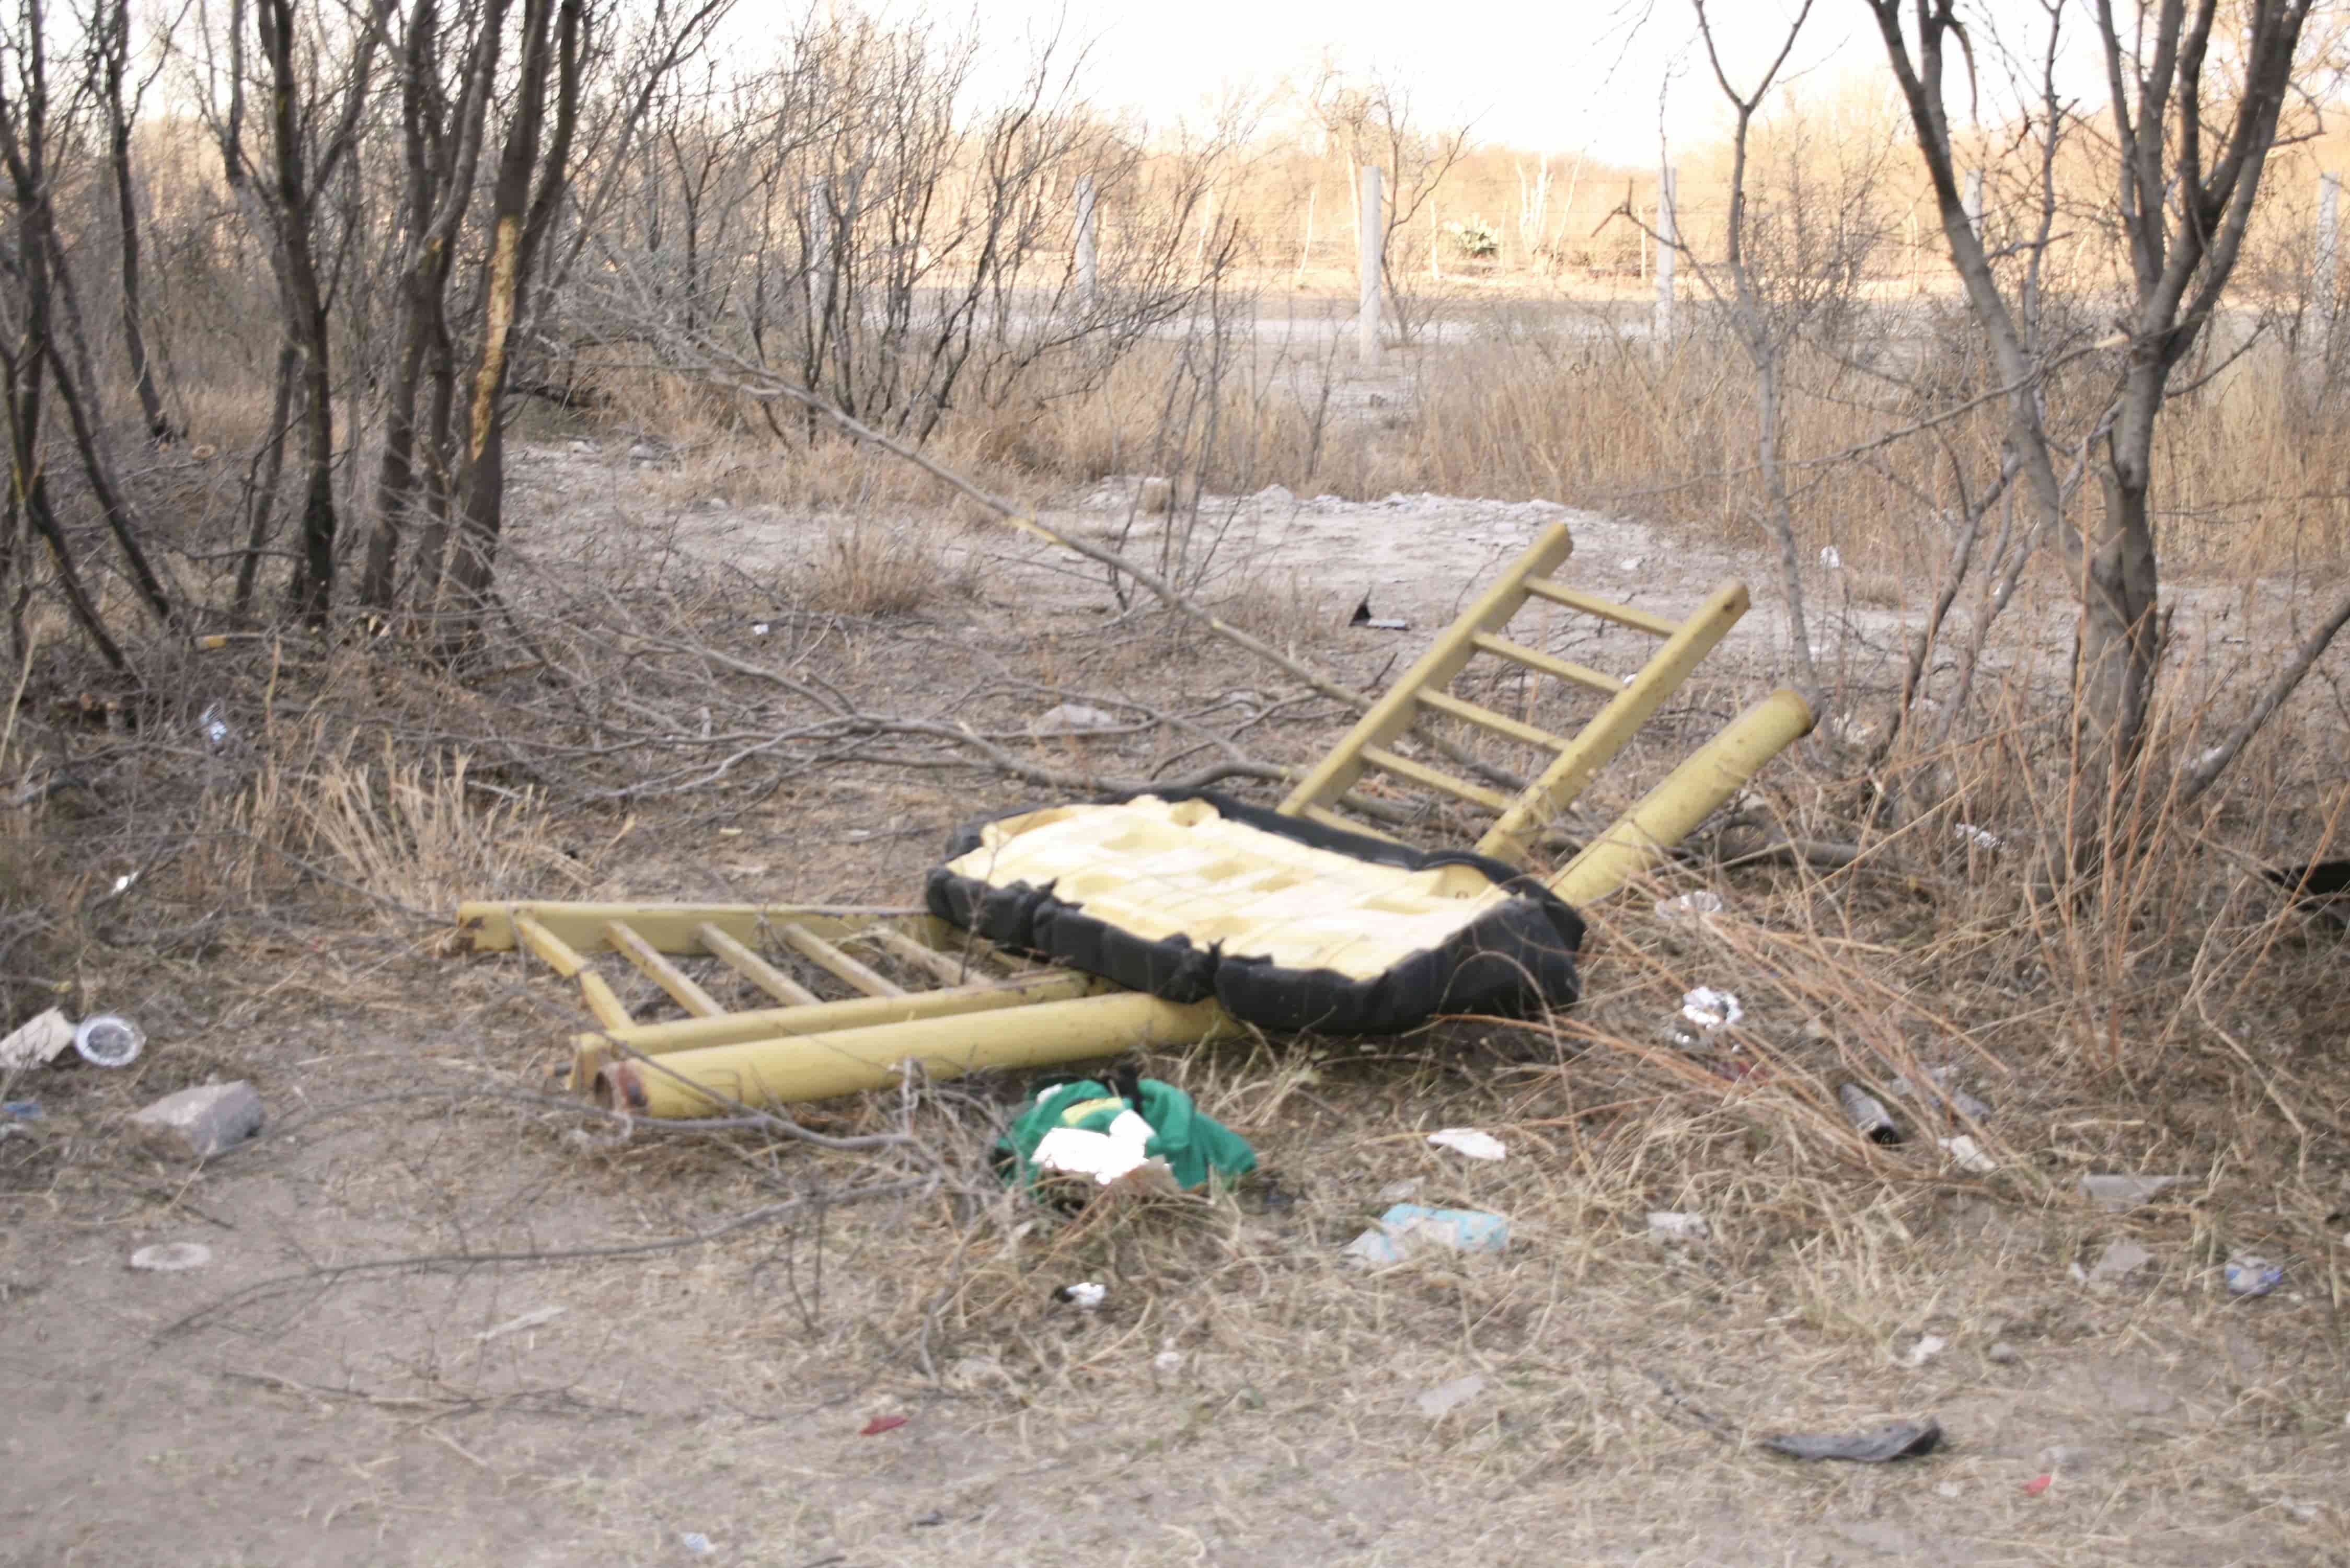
945;795;1510;980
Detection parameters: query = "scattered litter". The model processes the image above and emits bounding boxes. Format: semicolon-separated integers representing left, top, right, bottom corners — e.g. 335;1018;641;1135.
1056;1281;1108;1311
475;1306;567;1342
1902;1334;1949;1369
999;1076;1254;1195
0;1009;73;1070
2087;1238;2153;1284
1376;1177;1424;1204
2;1101;39;1120
1153;1348;1184;1376
679;1533;714;1557
911;1510;946;1528
1654;890;1725;922
1891;1068;1994;1123
198;701;235;752
1032;702;1121;735
1647;1211;1711;1242
2080;1173;2183;1211
1676;986;1743;1040
1343;1204;1509;1266
110;872;138;896
129;1242;212;1273
1953;822;2003;852
1415;1375;1486;1419
859;1414;907;1436
1349;594;1410;631
1987;1341;2021;1365
130;1080;262;1159
2022;1473;2053;1496
1764;1417;1940;1463
1939;1136;1998;1174
2224;1253;2283;1297
1838;1083;1903;1145
1425;1127;1506;1161
1819;545;1843;570
1620;557;1645;571
750;621;770;637
72;1013;144;1068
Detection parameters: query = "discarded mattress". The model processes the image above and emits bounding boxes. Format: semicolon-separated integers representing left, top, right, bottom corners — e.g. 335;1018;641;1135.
925;790;1584;1034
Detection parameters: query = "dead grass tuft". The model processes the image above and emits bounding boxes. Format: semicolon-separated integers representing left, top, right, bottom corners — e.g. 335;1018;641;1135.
804;522;970;618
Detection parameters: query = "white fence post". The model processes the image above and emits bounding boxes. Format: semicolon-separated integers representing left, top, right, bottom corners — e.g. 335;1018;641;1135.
2316;170;2340;363
807;178;832;326
1075;174;1098;306
1655;164;1677;340
1359;164;1384;364
1963;168;1984;243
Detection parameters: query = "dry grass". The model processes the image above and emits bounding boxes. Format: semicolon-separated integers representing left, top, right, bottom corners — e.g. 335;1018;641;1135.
803;521;974;617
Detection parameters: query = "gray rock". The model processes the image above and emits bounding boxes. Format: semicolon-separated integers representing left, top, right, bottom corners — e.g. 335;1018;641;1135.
2080;1173;2183;1210
2088;1238;2153;1284
129;1241;211;1272
1987;1341;2021;1365
130;1080;263;1159
1415;1374;1485;1419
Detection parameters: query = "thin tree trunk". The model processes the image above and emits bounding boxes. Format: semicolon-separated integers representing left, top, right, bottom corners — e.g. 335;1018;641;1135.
234;345;299;616
98;0;173;444
258;0;339;628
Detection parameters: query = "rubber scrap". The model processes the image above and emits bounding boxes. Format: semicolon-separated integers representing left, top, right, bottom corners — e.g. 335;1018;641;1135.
1763;1417;1941;1463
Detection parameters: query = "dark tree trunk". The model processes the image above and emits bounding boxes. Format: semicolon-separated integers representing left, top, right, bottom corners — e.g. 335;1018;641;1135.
256;0;339;629
95;0;174;445
437;0;584;659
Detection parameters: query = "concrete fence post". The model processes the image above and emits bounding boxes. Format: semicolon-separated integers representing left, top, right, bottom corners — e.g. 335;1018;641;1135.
1655;164;1678;340
2316;170;2340;364
1359;164;1384;364
1075;174;1097;306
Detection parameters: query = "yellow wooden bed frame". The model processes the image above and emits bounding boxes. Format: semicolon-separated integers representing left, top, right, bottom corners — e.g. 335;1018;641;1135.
453;523;1814;1115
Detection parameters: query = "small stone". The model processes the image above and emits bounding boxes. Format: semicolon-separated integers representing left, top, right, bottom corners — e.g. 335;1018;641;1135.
1415;1374;1485;1419
1987;1341;2021;1365
129;1080;263;1160
1032;702;1120;734
129;1241;212;1272
2080;1173;2184;1211
2087;1238;2153;1284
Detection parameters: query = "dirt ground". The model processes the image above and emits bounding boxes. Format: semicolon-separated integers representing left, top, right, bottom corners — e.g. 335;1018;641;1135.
4;439;2347;1567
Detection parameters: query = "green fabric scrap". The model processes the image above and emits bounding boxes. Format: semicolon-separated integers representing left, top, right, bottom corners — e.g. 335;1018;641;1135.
999;1077;1256;1193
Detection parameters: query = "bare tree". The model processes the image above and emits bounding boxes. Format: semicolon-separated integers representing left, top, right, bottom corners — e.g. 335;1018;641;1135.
427;0;584;656
1865;0;2320;839
86;0;178;445
213;0;392;627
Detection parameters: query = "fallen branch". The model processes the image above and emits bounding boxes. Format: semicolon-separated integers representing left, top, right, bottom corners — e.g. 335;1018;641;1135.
156;1175;933;1339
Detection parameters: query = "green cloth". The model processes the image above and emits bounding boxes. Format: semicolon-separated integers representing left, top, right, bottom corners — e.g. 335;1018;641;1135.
999;1077;1256;1193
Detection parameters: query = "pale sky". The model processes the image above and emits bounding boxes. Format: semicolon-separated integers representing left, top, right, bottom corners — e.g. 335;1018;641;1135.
907;0;2135;166
951;0;2074;164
